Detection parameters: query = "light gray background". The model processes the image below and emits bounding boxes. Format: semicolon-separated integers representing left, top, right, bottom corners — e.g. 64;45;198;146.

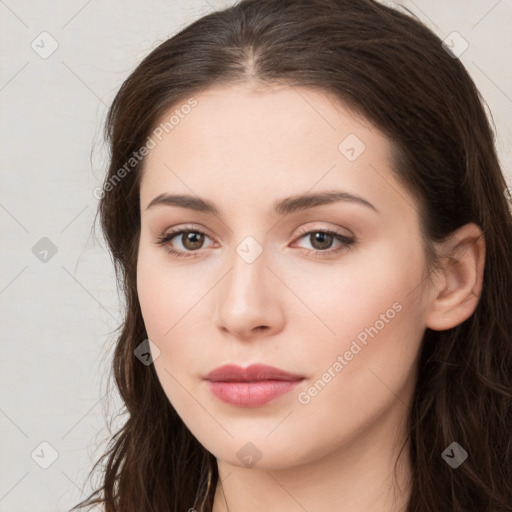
1;1;511;511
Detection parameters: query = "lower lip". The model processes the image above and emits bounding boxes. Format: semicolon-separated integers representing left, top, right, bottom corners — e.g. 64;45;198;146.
206;379;303;407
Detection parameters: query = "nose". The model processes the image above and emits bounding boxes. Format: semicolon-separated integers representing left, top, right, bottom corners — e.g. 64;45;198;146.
213;244;285;341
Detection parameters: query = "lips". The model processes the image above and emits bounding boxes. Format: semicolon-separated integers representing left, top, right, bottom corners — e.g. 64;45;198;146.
204;364;305;407
204;364;304;382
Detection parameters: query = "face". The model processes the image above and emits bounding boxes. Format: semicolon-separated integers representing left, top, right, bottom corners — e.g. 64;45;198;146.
136;83;432;470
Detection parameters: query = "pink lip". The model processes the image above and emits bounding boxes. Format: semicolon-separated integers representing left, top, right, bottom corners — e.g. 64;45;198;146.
204;364;305;408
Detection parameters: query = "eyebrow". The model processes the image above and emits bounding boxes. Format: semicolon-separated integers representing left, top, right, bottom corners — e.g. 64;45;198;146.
145;190;378;216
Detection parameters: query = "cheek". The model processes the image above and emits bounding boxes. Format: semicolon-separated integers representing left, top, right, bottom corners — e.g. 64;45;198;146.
136;254;201;409
136;247;211;384
137;244;197;337
294;301;422;456
289;240;426;407
288;281;424;459
136;260;167;338
285;236;425;345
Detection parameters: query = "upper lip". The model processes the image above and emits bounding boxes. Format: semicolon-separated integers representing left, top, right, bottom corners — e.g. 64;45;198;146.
204;364;304;382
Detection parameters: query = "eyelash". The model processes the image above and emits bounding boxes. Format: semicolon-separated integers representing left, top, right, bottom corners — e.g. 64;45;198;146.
154;224;356;259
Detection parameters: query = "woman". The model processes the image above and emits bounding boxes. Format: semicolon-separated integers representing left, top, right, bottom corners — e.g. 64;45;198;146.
72;0;512;510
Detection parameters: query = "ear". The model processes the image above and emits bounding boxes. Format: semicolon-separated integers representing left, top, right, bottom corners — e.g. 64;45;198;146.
425;223;486;331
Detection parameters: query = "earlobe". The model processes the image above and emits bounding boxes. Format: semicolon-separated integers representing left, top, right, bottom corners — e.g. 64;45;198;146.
425;223;486;331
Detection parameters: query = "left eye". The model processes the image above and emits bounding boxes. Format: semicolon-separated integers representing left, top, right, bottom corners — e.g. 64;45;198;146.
295;230;353;251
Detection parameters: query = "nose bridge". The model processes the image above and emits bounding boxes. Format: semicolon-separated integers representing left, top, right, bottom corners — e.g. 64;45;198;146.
214;232;284;336
223;235;270;311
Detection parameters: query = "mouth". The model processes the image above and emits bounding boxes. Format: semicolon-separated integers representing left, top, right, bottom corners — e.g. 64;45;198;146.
204;364;305;408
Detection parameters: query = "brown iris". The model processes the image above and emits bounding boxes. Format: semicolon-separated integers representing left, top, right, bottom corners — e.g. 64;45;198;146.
181;231;205;251
309;232;334;250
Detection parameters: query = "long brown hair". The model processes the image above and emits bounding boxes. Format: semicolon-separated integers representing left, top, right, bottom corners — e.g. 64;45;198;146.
71;0;512;510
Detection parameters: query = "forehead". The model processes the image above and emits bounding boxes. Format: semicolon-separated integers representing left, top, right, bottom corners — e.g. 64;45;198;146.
139;84;415;220
146;83;379;162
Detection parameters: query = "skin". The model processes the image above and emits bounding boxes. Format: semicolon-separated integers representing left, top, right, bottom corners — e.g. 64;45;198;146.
136;83;485;512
